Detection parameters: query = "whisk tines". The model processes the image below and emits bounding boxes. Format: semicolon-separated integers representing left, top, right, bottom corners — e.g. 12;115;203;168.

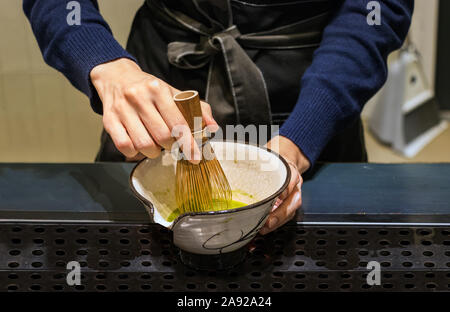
173;90;232;214
176;156;232;213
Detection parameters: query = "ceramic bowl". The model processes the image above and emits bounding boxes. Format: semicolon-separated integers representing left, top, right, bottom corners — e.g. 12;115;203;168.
130;141;290;255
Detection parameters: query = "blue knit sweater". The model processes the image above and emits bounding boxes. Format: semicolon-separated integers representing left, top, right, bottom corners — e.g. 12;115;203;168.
23;0;413;164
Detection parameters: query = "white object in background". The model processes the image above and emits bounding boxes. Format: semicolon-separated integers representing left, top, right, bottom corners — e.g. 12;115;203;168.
369;43;447;158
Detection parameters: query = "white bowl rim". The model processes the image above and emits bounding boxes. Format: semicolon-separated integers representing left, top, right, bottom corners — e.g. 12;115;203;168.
129;140;291;226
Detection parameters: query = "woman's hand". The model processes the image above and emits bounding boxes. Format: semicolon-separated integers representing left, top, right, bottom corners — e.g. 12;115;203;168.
90;58;217;162
259;135;310;235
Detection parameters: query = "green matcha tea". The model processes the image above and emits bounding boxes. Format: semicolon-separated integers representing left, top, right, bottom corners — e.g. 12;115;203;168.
166;199;247;222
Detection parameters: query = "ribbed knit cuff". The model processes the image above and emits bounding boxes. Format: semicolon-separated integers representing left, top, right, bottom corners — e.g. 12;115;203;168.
279;87;346;166
62;26;137;114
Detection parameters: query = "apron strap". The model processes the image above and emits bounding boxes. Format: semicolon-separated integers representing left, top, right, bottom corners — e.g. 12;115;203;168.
146;0;330;126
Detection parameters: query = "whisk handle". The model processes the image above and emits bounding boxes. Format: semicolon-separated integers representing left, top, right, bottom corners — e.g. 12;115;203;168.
173;90;205;132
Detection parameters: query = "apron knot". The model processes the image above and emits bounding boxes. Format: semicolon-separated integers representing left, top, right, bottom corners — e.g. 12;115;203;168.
214;25;240;39
167;25;241;70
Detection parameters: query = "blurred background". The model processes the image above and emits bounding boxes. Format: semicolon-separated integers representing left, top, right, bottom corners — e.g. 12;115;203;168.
0;0;448;163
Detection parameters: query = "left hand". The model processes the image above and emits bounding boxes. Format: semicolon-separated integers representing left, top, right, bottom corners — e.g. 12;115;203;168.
259;135;310;235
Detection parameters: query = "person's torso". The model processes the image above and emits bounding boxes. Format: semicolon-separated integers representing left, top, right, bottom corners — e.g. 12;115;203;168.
127;0;337;125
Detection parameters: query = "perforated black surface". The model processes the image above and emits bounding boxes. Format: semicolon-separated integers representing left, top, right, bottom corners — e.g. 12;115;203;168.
1;223;449;292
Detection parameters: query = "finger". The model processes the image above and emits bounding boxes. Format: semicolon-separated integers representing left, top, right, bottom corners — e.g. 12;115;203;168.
123;81;175;150
260;185;302;235
172;124;202;164
125;153;146;162
272;198;283;211
136;102;175;150
279;163;301;200
150;80;187;130
103;115;138;158
200;101;219;132
121;109;161;159
151;82;201;164
168;85;181;97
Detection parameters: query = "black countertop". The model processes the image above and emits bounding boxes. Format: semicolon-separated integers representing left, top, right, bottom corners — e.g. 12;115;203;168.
1;163;449;292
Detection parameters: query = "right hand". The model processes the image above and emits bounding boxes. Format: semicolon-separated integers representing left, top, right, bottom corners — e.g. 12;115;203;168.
90;58;218;163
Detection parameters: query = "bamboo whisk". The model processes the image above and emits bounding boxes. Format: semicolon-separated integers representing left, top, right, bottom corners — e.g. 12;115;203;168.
173;90;232;214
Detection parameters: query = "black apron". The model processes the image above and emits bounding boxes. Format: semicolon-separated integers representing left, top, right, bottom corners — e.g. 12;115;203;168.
95;0;367;163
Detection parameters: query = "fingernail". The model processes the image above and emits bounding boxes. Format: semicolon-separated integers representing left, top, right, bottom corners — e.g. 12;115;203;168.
273;198;282;209
268;217;278;229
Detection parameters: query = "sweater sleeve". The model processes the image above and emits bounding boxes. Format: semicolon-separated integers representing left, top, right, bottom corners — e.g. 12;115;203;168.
23;0;137;114
279;0;413;165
